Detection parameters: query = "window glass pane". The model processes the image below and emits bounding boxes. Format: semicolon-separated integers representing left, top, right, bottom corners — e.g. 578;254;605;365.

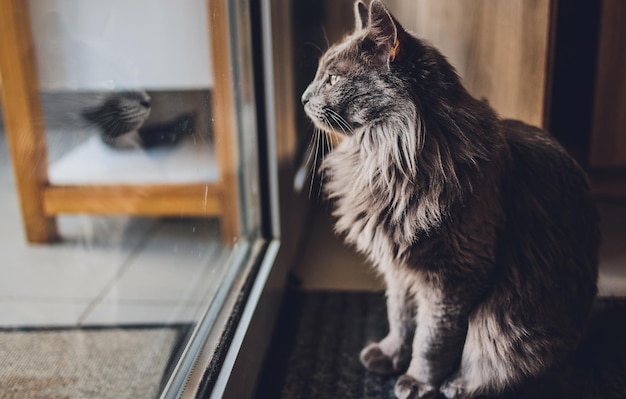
0;0;259;397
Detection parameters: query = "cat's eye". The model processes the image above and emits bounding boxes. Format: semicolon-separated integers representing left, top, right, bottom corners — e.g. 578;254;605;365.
329;74;340;86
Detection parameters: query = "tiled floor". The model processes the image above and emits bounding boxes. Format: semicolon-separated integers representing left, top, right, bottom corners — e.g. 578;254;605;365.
295;202;626;297
0;128;232;328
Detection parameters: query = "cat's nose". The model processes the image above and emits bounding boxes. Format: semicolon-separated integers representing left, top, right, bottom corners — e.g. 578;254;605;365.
140;100;151;109
301;91;311;106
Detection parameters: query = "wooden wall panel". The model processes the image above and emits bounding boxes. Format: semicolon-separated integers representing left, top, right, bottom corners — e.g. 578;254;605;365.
590;0;626;168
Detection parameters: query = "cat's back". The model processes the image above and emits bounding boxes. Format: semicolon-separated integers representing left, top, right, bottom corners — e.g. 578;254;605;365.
466;119;601;394
500;118;597;234
501;119;588;189
498;118;599;306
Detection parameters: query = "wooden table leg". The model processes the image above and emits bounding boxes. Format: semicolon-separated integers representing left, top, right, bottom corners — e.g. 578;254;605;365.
0;0;58;243
208;0;240;244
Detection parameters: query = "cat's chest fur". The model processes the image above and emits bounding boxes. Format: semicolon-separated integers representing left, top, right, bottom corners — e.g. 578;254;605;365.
323;136;413;270
323;133;501;276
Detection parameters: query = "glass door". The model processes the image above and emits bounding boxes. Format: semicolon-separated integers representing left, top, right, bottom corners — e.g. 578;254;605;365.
0;0;301;397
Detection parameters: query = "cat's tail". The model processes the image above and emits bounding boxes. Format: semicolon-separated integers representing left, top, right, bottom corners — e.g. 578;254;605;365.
509;299;626;399
561;299;626;399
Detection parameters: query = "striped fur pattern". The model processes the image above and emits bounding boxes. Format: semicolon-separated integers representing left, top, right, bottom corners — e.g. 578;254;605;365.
301;1;600;398
82;91;152;149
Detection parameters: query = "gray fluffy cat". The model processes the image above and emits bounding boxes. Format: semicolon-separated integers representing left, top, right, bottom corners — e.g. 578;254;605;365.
82;90;194;149
302;1;600;398
82;91;152;149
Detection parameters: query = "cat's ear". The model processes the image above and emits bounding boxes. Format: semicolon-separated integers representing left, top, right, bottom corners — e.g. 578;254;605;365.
367;0;402;63
354;1;368;31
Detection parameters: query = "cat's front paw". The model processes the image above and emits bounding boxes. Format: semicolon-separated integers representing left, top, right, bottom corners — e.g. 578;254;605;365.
360;343;395;375
360;342;408;375
394;374;437;399
439;376;470;399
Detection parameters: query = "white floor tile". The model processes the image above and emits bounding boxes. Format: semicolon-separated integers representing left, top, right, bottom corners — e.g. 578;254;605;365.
0;299;90;327
0;212;153;300
0;191;34;248
101;219;230;303
81;301;202;325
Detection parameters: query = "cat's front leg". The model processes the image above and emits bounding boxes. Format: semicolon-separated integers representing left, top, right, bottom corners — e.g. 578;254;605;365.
361;272;416;375
394;293;468;399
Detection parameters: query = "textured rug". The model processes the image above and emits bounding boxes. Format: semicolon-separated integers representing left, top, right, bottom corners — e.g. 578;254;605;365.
0;325;190;399
256;291;626;399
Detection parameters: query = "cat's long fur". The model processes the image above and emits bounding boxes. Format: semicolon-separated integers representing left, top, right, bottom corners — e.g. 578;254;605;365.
302;1;600;398
82;91;152;149
82;91;195;149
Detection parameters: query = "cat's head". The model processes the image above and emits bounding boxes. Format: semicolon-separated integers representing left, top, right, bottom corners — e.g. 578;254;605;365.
302;0;423;137
82;90;152;138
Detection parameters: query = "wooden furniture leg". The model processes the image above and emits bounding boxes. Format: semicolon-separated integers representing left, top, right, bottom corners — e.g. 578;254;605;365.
208;0;240;244
0;0;58;243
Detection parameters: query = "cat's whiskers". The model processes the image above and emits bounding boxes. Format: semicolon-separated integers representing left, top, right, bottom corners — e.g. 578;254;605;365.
321;25;330;50
88;115;124;131
307;128;317;199
104;118;130;134
302;134;317;196
321;119;332;155
304;41;325;56
92;110;122;119
325;109;353;137
99;117;123;132
320;115;338;153
108;121;125;137
328;128;337;153
318;129;329;198
327;114;348;139
303;127;317;175
308;128;321;199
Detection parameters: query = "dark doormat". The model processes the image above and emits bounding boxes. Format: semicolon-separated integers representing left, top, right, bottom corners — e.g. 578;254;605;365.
255;291;626;399
0;324;191;399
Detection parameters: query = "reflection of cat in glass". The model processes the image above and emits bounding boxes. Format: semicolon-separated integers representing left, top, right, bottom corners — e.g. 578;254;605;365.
82;90;194;150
